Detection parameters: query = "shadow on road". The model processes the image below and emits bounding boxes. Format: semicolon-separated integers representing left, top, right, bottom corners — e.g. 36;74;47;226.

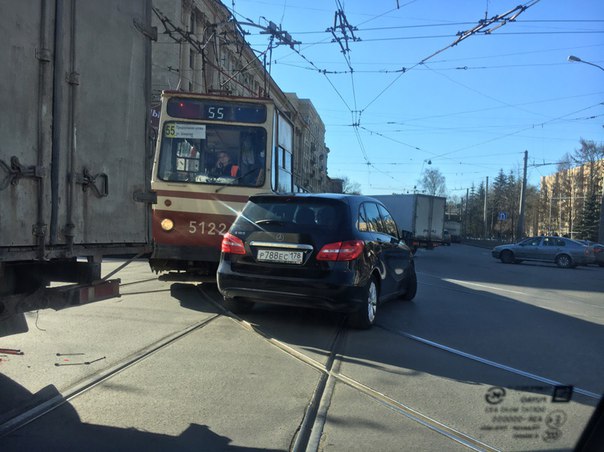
0;374;278;451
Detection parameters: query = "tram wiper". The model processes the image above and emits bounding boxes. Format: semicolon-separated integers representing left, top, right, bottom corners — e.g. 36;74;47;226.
255;219;285;225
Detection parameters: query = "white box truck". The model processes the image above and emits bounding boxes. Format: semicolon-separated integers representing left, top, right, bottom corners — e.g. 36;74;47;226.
372;194;446;251
444;220;462;243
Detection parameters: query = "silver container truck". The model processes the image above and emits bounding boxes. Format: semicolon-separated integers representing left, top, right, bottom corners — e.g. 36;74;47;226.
371;194;446;251
0;0;155;335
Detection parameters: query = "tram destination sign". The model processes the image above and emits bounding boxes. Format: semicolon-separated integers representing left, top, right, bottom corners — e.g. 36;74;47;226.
167;98;267;124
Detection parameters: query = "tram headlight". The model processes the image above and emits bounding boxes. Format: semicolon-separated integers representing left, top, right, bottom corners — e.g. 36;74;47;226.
160;218;174;232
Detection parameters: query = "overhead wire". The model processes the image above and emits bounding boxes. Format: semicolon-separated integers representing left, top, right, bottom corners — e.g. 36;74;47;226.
361;0;542;115
431;101;604;160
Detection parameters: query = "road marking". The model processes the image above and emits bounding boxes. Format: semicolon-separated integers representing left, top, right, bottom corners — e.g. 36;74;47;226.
418;272;604;310
442;278;528;296
377;325;601;400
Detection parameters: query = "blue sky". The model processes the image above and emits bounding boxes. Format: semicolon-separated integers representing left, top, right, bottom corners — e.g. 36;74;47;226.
227;0;604;197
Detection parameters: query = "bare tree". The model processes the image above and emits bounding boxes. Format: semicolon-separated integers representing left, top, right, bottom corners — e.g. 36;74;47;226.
418;168;446;196
572;138;604;195
341;176;362;195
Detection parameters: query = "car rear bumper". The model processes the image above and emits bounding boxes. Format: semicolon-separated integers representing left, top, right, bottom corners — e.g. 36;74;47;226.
217;263;367;312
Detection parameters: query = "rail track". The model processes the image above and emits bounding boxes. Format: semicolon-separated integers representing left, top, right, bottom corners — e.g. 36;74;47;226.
1;277;599;451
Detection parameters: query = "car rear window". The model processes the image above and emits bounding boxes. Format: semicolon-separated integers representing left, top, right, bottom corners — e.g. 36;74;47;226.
234;198;346;231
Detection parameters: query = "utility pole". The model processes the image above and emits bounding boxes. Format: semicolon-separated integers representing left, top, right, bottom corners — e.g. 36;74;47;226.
465;188;469;238
599;175;604;242
484;176;489;239
517;150;528;239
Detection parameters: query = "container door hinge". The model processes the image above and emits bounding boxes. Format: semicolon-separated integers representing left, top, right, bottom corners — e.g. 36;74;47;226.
66;71;80;85
0;156;45;190
36;48;52;62
32;223;47;238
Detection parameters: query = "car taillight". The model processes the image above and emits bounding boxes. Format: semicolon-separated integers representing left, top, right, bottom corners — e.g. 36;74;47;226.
317;240;364;261
221;233;246;255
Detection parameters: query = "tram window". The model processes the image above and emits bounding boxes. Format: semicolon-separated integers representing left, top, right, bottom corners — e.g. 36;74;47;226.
157;123;266;187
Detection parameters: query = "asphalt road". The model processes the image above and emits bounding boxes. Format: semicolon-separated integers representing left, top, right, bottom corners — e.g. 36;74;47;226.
1;244;603;451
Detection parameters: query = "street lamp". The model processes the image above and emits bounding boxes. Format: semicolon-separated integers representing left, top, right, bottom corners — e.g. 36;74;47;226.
567;55;604;72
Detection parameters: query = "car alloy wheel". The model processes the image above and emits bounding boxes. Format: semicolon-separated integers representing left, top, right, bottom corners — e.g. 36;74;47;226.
556;254;573;269
367;280;377;323
349;276;378;329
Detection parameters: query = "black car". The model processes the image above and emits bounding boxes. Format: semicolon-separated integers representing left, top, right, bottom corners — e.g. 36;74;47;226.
217;193;417;328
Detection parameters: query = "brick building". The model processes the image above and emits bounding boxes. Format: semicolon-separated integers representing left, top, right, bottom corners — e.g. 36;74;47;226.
539;159;603;238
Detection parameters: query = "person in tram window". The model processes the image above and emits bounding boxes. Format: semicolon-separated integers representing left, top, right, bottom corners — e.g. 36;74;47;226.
211;151;239;178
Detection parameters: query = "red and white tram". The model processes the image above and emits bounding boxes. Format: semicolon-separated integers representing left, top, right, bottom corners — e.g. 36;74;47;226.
150;92;296;280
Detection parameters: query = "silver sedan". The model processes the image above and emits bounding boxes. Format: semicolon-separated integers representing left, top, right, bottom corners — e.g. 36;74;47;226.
491;236;595;268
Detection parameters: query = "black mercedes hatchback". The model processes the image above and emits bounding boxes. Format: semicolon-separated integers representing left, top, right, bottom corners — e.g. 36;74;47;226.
217;193;417;328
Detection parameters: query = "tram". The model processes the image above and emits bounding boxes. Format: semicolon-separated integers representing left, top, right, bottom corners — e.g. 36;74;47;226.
150;92;296;280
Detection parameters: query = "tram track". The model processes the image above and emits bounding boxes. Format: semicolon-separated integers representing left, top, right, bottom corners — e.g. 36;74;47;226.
0;314;221;438
196;287;500;452
3;278;594;450
376;324;601;400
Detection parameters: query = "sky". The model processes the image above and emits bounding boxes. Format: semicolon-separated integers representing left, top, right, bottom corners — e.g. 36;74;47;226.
226;0;604;197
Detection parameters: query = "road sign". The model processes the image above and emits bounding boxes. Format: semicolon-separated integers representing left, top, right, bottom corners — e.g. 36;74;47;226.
498;212;507;221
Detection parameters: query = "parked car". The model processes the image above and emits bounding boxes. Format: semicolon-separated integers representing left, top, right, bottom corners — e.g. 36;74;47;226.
217;193;417;329
491;236;595;268
577;240;604;267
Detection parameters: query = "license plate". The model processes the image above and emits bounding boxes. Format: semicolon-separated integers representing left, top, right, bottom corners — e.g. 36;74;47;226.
257;249;303;264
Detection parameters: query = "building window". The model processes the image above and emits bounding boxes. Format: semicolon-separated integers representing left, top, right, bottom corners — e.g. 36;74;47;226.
190;11;196;34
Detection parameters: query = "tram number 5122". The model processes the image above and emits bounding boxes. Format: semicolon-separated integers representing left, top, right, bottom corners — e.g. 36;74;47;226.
189;221;227;235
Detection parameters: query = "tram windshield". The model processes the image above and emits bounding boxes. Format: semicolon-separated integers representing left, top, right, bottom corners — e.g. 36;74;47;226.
157;122;267;187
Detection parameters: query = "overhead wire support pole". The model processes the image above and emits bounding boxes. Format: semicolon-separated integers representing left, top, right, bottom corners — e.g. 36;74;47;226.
484;176;489;239
517;150;528;240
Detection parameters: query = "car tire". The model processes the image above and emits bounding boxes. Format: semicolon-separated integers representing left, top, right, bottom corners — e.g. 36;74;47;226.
401;267;417;301
348;276;378;329
555;254;573;269
501;250;515;264
222;297;254;314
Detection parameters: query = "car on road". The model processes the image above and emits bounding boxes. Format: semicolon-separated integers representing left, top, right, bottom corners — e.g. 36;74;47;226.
577;240;604;267
491;236;595;268
217;193;417;328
